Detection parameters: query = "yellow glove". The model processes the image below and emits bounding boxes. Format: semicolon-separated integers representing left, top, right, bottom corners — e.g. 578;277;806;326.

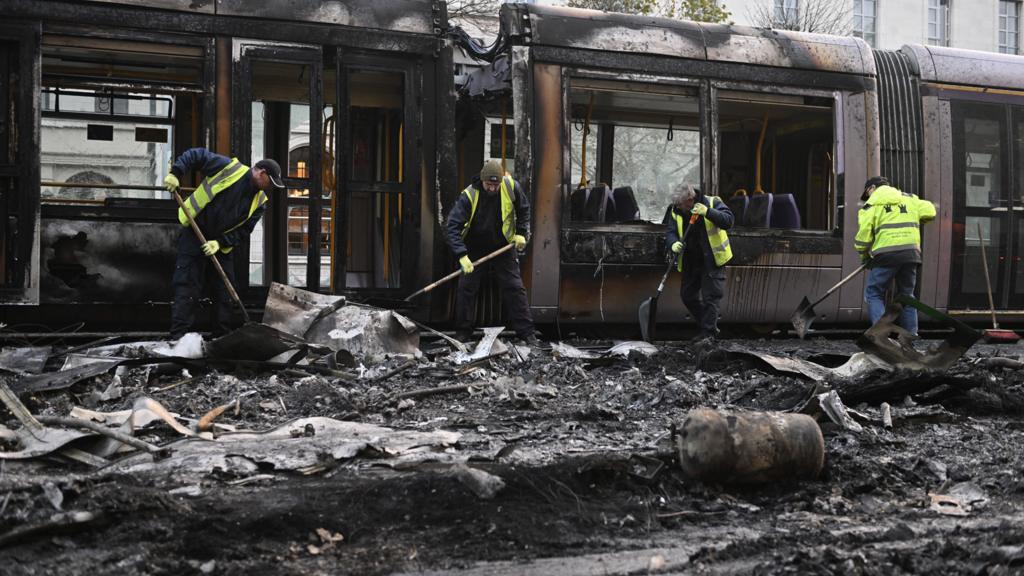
164;172;180;193
512;234;527;250
691;202;708;216
459;255;474;275
201;240;221;256
671;241;683;254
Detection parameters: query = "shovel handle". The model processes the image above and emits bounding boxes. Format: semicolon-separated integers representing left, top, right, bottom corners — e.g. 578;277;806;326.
405;243;517;301
809;263;867;308
657;213;700;293
172;189;250;322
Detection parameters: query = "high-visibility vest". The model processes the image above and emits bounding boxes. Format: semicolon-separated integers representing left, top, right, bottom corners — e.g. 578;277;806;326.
855;185;936;259
460;175;516;242
672;196;733;272
177;158;267;254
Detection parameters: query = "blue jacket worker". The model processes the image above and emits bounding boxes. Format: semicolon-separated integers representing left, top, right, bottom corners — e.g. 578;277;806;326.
445;160;538;345
164;148;284;338
664;183;734;341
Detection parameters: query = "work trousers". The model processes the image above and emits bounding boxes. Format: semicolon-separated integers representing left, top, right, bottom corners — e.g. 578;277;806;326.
680;264;725;336
454;248;534;338
865;263;918;335
170;234;236;338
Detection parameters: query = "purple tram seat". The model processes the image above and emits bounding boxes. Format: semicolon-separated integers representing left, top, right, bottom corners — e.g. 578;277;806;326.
742;193;773;228
726;194;749;226
770;193;801;229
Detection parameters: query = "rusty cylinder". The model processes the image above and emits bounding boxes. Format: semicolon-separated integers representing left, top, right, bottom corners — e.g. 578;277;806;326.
676;408;825;484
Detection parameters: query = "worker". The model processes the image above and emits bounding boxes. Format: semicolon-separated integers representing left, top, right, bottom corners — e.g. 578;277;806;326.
856;176;936;335
665;183;734;341
445;160;538;345
164;148;284;338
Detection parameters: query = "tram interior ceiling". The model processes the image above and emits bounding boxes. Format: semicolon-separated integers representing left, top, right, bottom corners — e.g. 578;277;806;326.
37;35;206;307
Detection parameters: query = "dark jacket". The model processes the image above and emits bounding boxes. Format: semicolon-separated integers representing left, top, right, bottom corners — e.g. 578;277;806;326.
445;176;531;258
172;148;266;250
665;193;734;270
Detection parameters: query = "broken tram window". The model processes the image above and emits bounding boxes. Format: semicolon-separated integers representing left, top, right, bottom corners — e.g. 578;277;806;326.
568;78;701;224
716;90;836;231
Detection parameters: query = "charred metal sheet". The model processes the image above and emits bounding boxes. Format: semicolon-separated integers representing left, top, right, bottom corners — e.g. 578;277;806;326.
82;0;213;14
1;2;442;55
512;5;704;62
12;358;121;395
216;0;436;35
40;220;177;304
205;323;310;363
0;346;51;375
504;4;874;77
262;283;420;360
903;44;1024;92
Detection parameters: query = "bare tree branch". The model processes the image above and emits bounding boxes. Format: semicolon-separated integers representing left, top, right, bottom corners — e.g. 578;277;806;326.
747;0;851;35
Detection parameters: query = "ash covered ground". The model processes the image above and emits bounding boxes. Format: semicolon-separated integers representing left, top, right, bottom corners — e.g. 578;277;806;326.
1;331;1023;575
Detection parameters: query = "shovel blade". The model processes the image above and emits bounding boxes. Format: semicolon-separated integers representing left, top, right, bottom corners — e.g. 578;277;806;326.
639;295;659;342
791;296;816;340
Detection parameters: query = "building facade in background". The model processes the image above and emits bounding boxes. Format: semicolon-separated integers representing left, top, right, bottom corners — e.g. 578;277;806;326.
721;0;1021;54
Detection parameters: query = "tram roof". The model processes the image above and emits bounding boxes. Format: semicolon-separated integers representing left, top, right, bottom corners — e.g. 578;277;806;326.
78;0;440;36
901;44;1024;92
502;4;875;78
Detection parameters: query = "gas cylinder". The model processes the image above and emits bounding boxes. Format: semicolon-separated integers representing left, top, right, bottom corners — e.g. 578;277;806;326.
675;408;824;484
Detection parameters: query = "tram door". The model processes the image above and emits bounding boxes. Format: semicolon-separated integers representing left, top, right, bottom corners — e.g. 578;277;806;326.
235;44;415;296
234;42;326;292
950;101;1024;310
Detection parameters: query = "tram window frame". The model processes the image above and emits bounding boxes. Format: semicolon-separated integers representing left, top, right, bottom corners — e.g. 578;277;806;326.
565;76;703;228
40;88;178;202
713;85;838;234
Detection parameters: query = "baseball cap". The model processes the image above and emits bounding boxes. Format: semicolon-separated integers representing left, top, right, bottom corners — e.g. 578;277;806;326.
254;159;286;189
861;176;889;200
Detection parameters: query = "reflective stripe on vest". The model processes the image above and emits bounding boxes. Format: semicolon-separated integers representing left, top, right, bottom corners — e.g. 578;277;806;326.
177;158;250;227
672;196;733;272
218;189;269;254
460;175;516;242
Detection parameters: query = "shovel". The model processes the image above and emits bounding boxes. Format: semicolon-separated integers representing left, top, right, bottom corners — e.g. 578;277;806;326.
791;263;867;339
404;243;516;301
639;214;697;342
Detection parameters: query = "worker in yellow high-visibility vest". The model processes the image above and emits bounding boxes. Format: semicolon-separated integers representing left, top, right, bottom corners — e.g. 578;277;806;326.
164;148;284;338
665;183;734;341
855;176;937;334
444;160;537;345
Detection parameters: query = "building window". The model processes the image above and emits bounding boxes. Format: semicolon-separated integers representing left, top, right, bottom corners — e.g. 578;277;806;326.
853;0;877;47
999;1;1019;54
928;0;950;46
774;0;799;26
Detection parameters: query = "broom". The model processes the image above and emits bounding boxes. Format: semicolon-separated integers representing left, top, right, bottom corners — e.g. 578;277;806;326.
977;223;1019;343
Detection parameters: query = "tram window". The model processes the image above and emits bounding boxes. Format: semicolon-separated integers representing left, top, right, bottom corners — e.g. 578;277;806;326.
39;37;203;202
349;70;404;184
568;79;701;223
717;91;835;231
41;90;176;202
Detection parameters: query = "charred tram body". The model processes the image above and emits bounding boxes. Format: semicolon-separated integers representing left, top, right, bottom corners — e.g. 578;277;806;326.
0;2;1022;334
